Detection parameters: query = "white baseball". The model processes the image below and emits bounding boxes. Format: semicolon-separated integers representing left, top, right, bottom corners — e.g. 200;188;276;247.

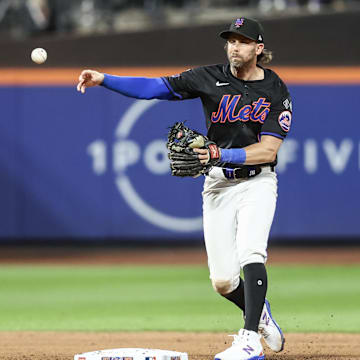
31;48;47;64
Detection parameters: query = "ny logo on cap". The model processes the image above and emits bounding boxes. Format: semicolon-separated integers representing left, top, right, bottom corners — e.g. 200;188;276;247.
235;18;244;27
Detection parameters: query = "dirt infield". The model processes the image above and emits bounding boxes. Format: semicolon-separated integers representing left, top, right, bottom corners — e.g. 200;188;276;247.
1;331;360;360
1;246;359;359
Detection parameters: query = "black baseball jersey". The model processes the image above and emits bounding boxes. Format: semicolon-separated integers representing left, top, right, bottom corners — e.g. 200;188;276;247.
163;64;292;166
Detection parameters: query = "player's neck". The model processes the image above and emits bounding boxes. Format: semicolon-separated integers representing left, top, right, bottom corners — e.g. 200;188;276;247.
230;63;264;81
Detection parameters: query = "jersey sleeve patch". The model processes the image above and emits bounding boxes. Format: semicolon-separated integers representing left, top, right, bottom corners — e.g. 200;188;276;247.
278;111;292;132
282;98;293;111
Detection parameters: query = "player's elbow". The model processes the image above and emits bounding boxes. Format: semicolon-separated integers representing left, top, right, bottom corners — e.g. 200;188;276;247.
267;149;277;163
261;147;277;163
259;136;282;163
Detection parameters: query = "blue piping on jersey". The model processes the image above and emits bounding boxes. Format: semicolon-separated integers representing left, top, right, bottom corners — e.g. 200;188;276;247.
220;148;246;164
161;77;183;99
101;74;174;100
260;132;285;140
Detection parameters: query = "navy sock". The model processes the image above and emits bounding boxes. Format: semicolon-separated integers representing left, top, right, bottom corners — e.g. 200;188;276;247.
243;263;268;332
222;277;245;312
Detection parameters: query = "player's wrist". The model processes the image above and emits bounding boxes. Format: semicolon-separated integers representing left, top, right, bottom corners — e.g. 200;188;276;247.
220;148;246;164
100;73;109;86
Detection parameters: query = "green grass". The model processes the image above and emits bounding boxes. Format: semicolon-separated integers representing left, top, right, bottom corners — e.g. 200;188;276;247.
0;265;359;333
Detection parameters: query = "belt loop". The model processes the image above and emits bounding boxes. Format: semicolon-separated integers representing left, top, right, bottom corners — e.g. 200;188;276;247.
223;168;235;179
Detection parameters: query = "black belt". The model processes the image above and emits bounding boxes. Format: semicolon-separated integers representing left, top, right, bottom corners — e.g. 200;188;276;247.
222;165;274;180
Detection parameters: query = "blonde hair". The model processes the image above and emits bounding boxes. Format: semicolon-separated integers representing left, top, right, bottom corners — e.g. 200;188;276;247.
257;49;273;65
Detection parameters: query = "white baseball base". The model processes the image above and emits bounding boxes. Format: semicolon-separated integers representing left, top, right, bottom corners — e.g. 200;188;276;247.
74;348;188;360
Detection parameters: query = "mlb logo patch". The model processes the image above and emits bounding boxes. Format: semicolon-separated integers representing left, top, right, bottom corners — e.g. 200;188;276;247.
235;18;244;27
278;111;292;132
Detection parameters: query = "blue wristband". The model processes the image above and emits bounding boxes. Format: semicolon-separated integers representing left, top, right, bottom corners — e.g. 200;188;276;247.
220;148;246;164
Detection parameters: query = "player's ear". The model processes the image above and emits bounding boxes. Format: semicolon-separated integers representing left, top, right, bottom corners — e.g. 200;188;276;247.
256;43;264;55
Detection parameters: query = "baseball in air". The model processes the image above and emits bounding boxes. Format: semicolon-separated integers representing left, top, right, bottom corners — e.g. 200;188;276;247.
31;48;47;64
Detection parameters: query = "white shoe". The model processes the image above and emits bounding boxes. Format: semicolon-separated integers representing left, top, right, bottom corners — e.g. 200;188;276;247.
258;299;285;352
214;329;265;360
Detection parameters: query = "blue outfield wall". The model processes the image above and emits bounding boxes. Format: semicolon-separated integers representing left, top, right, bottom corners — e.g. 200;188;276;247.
0;84;358;241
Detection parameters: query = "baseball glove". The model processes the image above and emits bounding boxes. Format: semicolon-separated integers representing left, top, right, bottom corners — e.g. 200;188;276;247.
167;122;220;177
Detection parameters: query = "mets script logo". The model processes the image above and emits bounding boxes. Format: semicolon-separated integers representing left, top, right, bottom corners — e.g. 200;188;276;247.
211;95;271;124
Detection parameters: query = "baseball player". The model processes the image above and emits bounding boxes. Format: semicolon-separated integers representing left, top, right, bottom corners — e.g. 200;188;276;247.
77;17;291;360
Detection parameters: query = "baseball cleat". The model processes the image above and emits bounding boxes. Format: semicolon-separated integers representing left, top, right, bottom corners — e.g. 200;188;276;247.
258;299;285;352
214;329;265;360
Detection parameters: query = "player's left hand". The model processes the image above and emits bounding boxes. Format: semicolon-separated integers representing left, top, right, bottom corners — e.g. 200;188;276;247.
194;145;221;165
194;141;221;165
167;122;221;177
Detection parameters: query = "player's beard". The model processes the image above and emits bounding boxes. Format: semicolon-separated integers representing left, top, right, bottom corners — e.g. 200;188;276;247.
227;50;257;74
229;54;245;68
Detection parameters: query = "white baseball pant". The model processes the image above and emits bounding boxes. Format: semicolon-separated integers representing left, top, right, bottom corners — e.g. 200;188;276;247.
202;166;278;295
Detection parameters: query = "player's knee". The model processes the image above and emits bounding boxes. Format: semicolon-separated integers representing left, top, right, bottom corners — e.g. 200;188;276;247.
211;279;235;295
